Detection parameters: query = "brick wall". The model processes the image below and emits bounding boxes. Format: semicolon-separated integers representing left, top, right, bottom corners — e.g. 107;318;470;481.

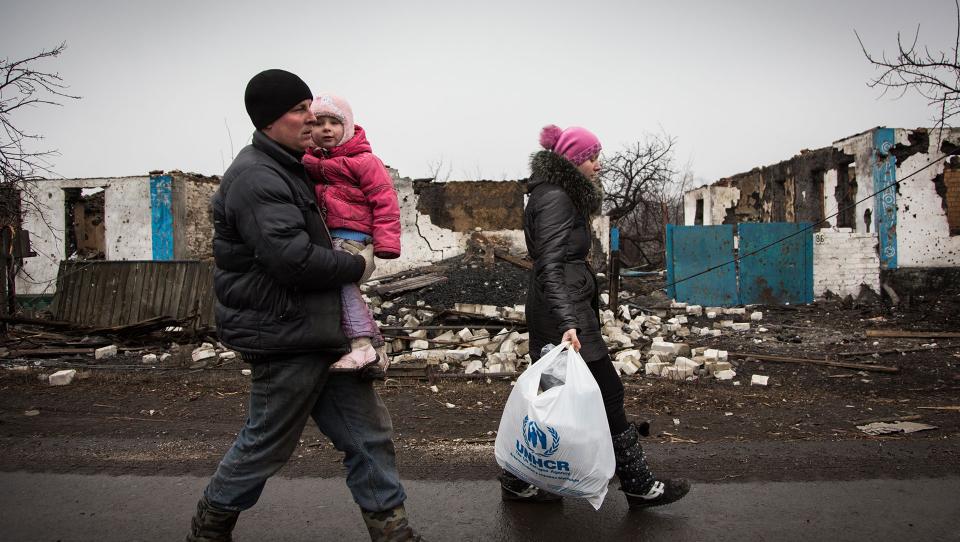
813;229;880;297
946;168;960;235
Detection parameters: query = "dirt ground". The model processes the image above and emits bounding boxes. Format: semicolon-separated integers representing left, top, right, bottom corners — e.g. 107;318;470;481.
1;270;958;484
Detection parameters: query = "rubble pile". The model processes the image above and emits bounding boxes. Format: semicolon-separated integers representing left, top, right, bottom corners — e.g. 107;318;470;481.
360;264;771;382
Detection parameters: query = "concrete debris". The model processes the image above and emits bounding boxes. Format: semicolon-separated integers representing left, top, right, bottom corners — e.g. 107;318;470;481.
750;311;763;321
463;359;483;375
142;353;158;364
856;421;937;435
95;345;118;360
241;369;252;376
219;351;237;360
714;369;737;381
191;346;217;363
751;374;770;386
49;369;77;386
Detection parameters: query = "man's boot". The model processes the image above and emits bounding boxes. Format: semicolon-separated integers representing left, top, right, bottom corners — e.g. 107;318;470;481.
185;495;239;542
612;423;690;509
360;504;423;541
498;470;562;503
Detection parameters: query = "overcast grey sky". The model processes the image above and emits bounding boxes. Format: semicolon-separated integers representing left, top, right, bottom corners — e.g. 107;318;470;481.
1;0;955;184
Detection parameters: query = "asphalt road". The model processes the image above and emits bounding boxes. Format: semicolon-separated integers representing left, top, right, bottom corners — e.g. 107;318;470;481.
1;472;957;541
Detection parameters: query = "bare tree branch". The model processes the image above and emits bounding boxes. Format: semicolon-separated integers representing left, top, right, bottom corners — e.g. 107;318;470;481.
0;42;80;188
857;1;960;131
600;132;687;268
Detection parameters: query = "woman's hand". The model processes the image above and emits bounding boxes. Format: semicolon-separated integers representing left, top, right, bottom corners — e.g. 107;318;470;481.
562;328;581;352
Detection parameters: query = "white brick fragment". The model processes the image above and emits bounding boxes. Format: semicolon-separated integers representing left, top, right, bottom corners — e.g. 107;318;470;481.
750;311;763;321
49;369;77;386
464;360;483;374
95;345;118;360
714;369;737;381
751;374;769;386
191;347;216;363
142;354;158;364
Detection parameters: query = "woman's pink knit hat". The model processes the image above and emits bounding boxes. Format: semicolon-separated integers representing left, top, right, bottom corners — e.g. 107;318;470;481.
539;124;602;165
310;93;355;145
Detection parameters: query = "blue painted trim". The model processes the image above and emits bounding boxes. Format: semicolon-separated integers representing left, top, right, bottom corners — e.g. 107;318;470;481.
665;224;675;298
872;128;897;269
610;227;620;251
150;175;174;260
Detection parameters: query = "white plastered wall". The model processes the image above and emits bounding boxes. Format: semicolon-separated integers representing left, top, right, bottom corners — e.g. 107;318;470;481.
18;177;153;296
893;128;960;267
374;177;609;278
813;228;880;297
683;186;740;226
833;132;874;235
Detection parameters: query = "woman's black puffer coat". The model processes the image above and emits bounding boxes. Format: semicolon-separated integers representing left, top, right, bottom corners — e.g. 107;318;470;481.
524;150;608;363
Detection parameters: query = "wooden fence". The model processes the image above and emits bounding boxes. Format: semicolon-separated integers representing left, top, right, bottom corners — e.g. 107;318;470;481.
50;260;215;328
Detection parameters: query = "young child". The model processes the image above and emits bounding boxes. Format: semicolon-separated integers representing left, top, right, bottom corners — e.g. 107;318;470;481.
302;94;401;376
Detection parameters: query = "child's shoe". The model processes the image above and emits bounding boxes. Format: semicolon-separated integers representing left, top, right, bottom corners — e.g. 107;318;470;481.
330;337;378;372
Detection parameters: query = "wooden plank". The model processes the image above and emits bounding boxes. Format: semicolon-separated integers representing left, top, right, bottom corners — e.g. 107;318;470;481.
107;262;127;327
124;263;143;323
373;273;447;297
9;347;96;357
729;352;899;373
494;249;532;271
74;264;94;325
866;330;960;339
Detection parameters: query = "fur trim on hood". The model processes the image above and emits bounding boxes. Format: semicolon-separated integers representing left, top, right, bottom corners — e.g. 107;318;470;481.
529;150;603;217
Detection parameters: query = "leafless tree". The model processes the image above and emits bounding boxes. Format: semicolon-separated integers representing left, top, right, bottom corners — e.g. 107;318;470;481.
0;43;78;319
856;1;960;131
600;132;684;267
426;156;452;182
1;42;79;189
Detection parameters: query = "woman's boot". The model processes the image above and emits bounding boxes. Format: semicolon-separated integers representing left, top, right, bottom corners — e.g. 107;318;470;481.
612;423;690;509
185;495;239;542
360;504;423;541
498;470;562;502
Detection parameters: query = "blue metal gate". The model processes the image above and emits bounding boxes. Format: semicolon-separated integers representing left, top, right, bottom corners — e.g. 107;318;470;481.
738;223;813;305
665;224;738;306
665;223;813;306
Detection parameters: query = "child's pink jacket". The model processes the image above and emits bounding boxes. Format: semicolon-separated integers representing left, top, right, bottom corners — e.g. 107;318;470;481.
302;125;401;259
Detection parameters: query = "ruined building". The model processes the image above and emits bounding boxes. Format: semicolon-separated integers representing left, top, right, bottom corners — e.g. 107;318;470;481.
13;169;609;314
682;127;960;298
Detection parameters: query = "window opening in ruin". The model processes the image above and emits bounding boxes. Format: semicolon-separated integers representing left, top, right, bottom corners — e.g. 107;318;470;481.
944;157;960;236
863;208;872;234
812;169;825;230
836;165;856;229
63;187;106;260
694;198;704;225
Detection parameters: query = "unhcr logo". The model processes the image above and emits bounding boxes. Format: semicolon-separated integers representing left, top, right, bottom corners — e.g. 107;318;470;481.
521;416;560;457
515;416;569;472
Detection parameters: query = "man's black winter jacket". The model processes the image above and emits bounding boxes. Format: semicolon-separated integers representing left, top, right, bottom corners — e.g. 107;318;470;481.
211;131;364;359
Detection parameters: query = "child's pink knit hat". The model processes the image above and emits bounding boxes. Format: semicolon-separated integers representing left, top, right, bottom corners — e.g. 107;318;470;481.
310;93;355;145
539;124;602;165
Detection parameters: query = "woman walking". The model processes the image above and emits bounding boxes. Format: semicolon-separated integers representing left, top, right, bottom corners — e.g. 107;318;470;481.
499;124;690;509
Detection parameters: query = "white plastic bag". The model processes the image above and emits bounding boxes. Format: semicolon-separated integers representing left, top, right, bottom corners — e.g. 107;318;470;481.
495;342;615;509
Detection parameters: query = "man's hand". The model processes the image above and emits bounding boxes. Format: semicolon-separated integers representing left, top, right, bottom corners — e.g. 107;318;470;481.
562;328;581;352
341;240;376;283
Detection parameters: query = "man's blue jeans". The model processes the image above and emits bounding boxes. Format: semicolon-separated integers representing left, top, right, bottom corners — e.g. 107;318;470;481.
203;353;406;512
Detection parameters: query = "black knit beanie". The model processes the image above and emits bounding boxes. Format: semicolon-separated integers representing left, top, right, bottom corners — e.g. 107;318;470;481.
244;69;312;129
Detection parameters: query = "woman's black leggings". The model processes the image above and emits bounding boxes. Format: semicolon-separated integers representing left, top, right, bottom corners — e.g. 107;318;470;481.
585;354;630;435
